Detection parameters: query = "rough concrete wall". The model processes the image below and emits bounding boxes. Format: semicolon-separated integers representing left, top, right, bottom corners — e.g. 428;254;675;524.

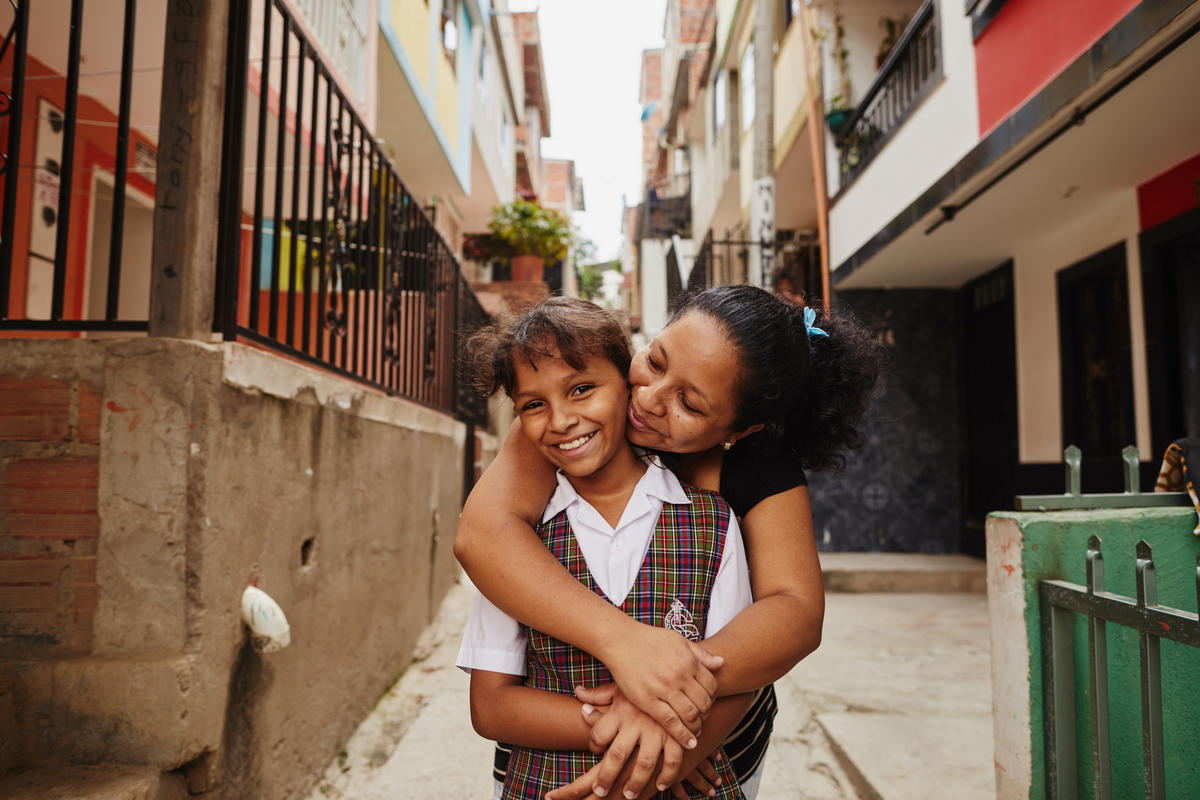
0;339;466;799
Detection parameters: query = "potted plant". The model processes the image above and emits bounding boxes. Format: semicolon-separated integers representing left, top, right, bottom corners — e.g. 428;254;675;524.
488;200;573;282
814;14;853;135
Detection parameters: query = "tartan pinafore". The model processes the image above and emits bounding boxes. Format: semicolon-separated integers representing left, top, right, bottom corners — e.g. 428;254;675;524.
501;486;746;800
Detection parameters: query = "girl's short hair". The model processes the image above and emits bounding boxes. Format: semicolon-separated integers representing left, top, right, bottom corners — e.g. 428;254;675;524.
674;285;881;473
468;296;632;397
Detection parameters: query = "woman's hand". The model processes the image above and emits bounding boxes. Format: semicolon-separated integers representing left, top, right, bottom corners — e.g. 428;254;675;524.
592;623;723;748
567;686;683;798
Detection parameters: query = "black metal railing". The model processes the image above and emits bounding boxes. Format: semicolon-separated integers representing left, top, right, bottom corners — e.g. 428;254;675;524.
216;0;487;423
834;0;941;187
0;0;149;331
644;171;691;239
687;229;771;297
1040;536;1200;799
0;0;488;427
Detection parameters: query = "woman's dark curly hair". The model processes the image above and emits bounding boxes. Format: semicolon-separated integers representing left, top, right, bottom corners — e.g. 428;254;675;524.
467;296;632;397
674;285;881;473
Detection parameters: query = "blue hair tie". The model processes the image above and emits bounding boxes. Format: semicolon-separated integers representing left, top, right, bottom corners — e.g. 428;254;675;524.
804;306;829;339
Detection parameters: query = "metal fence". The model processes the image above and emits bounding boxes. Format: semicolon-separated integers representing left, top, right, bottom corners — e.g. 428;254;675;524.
0;0;488;426
1040;536;1200;799
834;0;941;187
0;0;147;332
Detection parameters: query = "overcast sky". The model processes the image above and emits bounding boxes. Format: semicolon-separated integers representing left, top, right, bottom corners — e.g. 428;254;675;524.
508;0;667;261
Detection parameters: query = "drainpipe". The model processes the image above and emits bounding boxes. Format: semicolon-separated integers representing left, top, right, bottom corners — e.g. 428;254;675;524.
798;2;832;315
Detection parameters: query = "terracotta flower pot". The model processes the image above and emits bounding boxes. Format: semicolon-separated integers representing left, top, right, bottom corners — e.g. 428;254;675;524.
511;254;545;282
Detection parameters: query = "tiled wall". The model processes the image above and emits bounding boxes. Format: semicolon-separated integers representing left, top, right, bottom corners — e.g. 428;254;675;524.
809;289;963;552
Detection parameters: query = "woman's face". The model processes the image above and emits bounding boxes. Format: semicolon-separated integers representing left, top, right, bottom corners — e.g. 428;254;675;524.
625;310;745;454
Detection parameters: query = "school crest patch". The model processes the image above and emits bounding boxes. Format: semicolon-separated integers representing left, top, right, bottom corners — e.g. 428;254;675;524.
663;598;701;641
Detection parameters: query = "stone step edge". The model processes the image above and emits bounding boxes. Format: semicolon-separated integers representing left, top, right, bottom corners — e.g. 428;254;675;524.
815;715;885;800
820;553;987;593
0;764;188;800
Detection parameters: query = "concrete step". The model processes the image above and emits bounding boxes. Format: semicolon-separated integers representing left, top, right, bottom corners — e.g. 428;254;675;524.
820;553;987;593
817;712;995;800
0;765;187;800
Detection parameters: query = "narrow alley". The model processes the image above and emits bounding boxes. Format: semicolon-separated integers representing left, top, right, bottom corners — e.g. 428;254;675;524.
309;557;994;800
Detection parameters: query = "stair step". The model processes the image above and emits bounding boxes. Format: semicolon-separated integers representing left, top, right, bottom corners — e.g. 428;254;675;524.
820;553;986;593
0;765;186;800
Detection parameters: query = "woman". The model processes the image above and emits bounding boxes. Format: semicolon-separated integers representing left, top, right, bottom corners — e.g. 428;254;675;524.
455;286;880;799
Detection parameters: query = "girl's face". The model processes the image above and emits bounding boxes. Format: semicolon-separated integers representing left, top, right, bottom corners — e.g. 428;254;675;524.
626;310;747;454
512;351;634;485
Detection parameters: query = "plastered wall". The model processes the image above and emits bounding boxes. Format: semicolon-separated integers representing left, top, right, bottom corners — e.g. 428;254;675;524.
0;338;467;799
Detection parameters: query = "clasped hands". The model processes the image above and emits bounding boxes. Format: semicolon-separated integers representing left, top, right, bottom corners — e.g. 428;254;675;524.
546;631;727;800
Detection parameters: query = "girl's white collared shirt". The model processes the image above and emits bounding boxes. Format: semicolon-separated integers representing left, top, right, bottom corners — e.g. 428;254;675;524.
457;460;752;676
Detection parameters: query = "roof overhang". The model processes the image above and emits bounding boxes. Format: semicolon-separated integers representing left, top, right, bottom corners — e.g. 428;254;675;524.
834;3;1200;289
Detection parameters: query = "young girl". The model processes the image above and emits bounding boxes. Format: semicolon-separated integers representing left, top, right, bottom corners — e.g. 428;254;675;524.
456;297;753;800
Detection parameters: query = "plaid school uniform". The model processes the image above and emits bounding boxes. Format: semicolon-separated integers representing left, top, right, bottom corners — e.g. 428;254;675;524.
502;486;745;800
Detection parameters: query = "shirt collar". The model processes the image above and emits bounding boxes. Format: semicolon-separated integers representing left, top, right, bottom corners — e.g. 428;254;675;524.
540;458;690;524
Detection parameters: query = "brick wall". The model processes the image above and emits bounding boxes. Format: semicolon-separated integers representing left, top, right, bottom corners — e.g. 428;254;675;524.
679;0;716;45
0;375;101;656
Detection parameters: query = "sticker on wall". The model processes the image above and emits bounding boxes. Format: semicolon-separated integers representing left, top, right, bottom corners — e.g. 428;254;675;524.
135;141;156;181
25;98;65;319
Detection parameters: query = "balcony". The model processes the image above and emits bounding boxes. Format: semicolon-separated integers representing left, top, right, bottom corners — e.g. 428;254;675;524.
828;0;942;188
641;171;692;240
0;0;488;426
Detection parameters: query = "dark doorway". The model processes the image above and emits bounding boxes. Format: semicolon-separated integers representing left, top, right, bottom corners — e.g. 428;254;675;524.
959;262;1017;556
1057;243;1136;472
1141;207;1200;455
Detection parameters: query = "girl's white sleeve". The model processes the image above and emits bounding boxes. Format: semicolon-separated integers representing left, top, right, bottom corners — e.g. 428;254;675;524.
703;513;753;638
455;591;527;676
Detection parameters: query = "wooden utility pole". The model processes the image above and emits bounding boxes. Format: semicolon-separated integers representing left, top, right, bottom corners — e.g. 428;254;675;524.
748;0;775;289
148;0;230;339
797;2;833;315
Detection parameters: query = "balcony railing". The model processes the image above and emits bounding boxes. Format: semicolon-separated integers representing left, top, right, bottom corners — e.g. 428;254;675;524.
643;172;691;239
834;0;941;187
0;0;488;426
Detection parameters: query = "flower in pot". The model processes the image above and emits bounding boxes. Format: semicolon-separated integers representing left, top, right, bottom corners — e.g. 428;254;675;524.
488;200;573;282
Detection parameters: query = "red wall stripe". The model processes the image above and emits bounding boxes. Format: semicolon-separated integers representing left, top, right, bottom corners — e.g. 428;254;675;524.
974;0;1140;136
1137;153;1200;231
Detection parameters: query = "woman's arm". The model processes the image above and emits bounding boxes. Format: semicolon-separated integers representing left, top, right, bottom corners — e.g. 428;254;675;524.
454;421;722;744
469;670;592;749
699;485;825;694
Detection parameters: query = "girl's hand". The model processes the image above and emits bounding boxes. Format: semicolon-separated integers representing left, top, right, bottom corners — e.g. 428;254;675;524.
593;623;723;748
549;686;683;799
581;686;684;798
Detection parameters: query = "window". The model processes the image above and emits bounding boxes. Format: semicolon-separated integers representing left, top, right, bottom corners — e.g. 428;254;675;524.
499;113;513;173
740;44;755;131
478;38;490;105
713;71;726;137
785;0;801;29
441;0;459;69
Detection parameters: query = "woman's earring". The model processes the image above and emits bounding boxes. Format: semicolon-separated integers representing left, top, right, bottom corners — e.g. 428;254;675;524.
722;440;733;451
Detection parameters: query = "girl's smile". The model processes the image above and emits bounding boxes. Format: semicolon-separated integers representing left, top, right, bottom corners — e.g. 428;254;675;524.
511;351;642;492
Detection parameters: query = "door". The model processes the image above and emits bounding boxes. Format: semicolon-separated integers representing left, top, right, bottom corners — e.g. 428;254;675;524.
1141;208;1200;454
960;261;1018;556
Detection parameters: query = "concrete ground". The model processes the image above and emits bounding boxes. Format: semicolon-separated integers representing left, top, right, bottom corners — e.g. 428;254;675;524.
308;560;994;800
